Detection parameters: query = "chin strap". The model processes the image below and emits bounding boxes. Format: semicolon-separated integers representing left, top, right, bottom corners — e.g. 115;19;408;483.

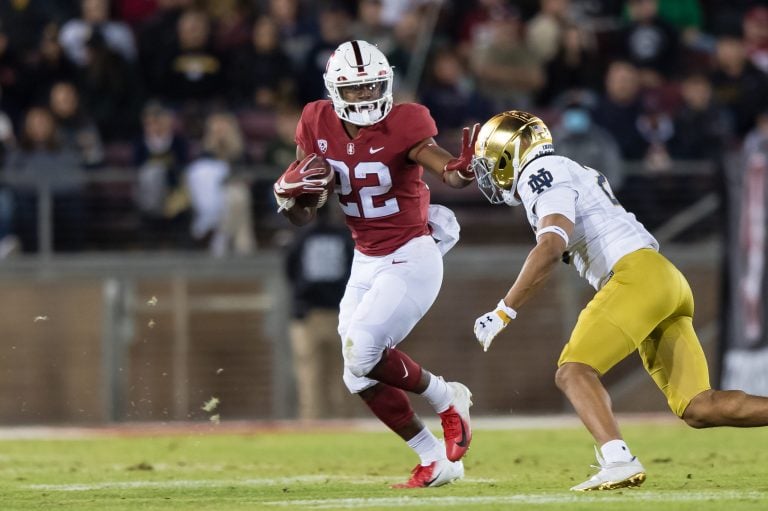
502;189;520;206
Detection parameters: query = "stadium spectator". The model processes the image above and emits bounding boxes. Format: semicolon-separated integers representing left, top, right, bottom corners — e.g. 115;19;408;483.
350;0;395;56
526;0;575;65
185;111;255;257
470;109;768;492
468;5;545;111
654;0;712;57
22;23;78;107
0;0;56;59
150;8;226;140
76;30;143;141
284;202;355;420
614;0;680;87
115;0;160;27
4;106;86;252
135;0;193;94
153;8;225;105
419;47;492;144
205;0;253;54
455;0;514;57
592;60;649;160
227;15;295;109
709;34;768;137
383;6;423;90
636;94;675;173
297;3;352;105
59;0;137;67
742;6;768;75
274;40;475;488
132;100;190;247
551;93;625;191
669;72;734;161
0;22;25;125
265;0;317;71
49;81;104;168
538;22;602;106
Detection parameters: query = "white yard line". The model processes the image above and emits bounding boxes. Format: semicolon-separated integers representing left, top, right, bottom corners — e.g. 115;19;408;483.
23;479;768;511
24;476;496;492
24;478;768;508
263;491;768;509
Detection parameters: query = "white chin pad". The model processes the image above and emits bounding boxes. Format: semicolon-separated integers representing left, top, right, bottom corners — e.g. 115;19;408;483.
347;108;379;126
502;189;520;206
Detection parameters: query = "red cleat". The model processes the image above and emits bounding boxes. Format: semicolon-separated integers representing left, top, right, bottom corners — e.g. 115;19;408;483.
439;382;473;462
391;459;464;488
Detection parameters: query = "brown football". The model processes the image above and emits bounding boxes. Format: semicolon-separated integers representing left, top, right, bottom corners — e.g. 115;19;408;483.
297;156;334;208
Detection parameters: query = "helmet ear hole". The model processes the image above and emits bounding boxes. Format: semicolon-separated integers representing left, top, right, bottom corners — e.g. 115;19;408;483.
499;149;513;170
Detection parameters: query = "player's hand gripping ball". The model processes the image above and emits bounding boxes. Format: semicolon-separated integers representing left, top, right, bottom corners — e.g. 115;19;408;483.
274;153;335;211
297;155;334;209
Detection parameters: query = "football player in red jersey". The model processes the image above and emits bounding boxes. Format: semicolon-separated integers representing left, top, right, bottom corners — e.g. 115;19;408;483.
274;40;478;488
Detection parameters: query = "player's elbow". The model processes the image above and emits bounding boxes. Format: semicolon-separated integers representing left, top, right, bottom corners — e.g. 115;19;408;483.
534;236;566;265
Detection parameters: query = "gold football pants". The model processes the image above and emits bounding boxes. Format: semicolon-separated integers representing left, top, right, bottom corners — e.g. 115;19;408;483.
558;248;711;416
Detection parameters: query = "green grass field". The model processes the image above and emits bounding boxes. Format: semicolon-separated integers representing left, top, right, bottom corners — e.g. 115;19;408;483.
1;419;767;511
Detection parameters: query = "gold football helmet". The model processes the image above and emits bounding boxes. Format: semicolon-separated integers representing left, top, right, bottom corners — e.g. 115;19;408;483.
471;111;554;206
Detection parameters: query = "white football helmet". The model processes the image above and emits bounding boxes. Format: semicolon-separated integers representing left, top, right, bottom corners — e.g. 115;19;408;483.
324;40;394;126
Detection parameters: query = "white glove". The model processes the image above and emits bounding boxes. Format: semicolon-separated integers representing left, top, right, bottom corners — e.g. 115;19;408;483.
473;299;517;352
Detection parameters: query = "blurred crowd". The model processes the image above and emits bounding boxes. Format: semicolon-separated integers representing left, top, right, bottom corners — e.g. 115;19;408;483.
1;0;768;255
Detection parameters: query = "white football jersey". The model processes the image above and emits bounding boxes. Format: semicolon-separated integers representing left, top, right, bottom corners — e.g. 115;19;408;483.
517;155;658;289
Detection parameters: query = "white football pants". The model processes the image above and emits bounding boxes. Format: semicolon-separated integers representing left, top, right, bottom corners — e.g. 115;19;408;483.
338;234;443;393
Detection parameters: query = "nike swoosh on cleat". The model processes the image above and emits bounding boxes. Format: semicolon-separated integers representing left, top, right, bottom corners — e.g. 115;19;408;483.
456;421;468;448
401;359;409;379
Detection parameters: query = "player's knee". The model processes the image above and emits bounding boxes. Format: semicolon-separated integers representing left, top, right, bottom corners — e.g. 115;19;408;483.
342;329;380;378
554;364;571;391
682;396;717;428
346;361;373;378
683;389;748;428
554;362;597;392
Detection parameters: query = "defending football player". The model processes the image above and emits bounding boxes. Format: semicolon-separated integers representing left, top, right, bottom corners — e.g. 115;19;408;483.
470;110;768;491
274;40;478;488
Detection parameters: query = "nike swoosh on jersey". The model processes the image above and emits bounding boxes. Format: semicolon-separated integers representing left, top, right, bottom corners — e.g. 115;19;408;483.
369;146;384;154
400;359;409;379
392;259;407;265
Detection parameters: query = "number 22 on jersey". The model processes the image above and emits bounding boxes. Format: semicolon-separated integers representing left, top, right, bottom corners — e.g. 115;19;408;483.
327;158;401;218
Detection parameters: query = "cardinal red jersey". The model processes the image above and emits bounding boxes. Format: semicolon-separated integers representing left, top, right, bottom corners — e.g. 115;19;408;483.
295;100;437;256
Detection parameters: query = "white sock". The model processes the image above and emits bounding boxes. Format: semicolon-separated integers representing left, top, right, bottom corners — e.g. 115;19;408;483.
407;427;445;466
600;439;634;463
421;374;452;413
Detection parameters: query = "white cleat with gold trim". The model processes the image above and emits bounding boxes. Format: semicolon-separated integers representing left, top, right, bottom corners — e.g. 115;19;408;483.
570;448;646;492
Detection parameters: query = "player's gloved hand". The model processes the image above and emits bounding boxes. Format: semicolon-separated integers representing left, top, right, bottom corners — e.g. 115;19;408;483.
444;123;480;181
273;153;334;212
473;299;517;352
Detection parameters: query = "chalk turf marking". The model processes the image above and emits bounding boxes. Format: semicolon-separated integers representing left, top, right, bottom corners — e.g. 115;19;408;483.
264;491;768;508
25;476;496;492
